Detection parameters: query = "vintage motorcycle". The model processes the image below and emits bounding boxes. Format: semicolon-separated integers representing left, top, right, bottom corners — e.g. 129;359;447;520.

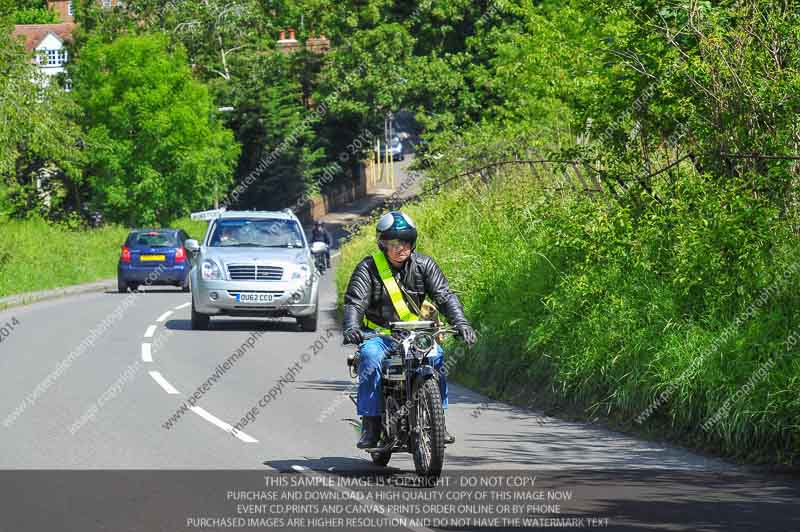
310;241;329;273
347;320;460;478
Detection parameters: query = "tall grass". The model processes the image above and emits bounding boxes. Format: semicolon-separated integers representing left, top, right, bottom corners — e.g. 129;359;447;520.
0;216;208;298
336;167;800;465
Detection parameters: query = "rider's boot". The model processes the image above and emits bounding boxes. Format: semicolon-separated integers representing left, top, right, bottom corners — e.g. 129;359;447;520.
357;416;382;449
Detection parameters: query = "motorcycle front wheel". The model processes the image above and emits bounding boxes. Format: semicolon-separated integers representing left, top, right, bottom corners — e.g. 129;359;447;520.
412;379;445;478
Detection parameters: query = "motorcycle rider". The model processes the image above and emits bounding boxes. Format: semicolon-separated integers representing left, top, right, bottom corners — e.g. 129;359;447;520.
342;211;477;449
311;220;332;268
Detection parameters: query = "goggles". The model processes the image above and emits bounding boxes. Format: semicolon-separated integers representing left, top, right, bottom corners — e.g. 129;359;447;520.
383;239;412;251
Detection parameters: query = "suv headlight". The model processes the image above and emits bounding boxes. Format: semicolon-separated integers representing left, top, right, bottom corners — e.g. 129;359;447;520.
201;260;223;280
292;264;309;281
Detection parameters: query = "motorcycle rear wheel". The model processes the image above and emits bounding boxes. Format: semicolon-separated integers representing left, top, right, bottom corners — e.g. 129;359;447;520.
412;379;445;478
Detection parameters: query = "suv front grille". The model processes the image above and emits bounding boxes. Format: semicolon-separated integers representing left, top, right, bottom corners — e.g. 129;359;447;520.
227;264;283;281
256;266;283;281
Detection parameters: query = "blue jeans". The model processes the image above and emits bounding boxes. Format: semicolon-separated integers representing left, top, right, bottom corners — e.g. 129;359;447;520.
356;335;448;416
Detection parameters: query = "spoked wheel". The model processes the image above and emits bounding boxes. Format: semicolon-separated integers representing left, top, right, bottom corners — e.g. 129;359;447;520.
413;379;445;478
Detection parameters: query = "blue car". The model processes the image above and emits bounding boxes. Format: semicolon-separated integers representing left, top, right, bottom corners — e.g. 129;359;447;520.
117;229;192;293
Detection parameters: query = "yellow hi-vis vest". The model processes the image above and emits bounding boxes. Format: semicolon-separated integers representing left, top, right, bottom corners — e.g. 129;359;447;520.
362;251;419;334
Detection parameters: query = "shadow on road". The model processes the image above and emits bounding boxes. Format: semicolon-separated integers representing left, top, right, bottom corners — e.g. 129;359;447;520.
265;456;399;475
164;318;300;332
322;308;339;327
104;288;186;295
294;379;354;393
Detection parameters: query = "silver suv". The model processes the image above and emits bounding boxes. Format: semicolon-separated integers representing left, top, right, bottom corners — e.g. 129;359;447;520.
185;210;319;331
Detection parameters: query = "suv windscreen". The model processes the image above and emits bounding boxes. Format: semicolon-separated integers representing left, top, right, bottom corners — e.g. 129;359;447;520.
127;231;179;248
208;219;305;248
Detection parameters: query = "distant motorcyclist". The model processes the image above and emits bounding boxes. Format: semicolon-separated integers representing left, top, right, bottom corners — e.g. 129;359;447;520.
311;221;332;268
342;211;477;449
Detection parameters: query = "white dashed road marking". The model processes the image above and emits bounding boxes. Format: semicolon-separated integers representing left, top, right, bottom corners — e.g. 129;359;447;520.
141;343;152;362
192;406;258;443
149;371;180;394
145;304;259;444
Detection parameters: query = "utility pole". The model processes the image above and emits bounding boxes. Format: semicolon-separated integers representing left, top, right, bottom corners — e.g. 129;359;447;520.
383;113;389;184
388;111;395;188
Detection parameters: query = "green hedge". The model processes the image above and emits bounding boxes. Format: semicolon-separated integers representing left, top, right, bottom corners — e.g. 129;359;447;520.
337;168;800;465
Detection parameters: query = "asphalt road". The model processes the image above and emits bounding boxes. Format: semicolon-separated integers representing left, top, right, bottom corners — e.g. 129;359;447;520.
0;168;798;530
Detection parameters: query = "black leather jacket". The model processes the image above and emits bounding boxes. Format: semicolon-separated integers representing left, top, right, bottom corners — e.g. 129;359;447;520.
311;228;331;245
343;251;470;331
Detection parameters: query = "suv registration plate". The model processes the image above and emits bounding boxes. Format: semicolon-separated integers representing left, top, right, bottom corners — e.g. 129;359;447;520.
236;293;274;303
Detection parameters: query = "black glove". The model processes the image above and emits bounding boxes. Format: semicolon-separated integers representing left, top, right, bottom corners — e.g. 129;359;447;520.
457;324;477;346
343;328;364;345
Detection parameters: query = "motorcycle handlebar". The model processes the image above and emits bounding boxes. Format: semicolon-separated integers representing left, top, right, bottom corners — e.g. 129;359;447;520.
359;327;460;342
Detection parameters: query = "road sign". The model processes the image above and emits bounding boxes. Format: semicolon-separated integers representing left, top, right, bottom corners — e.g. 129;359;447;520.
190;208;226;221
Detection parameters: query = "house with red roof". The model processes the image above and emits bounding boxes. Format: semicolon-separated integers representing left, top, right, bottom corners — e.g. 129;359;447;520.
11;22;76;85
10;1;120;87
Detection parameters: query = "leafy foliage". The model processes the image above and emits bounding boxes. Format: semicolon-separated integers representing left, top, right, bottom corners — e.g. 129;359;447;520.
69;33;239;225
328;0;800;464
219;51;326;209
12;7;59;24
0;20;84;219
1;0;57;24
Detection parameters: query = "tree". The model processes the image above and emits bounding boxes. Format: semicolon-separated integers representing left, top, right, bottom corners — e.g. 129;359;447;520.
0;19;83;219
218;51;326;210
70;33;240;225
1;0;58;24
120;0;271;82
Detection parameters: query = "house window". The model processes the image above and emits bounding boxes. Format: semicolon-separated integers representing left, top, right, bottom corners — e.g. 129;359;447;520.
68;1;73;16
44;49;68;67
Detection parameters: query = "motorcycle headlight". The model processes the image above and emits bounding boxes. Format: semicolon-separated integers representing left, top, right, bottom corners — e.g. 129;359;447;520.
413;333;435;357
201;260;223;280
